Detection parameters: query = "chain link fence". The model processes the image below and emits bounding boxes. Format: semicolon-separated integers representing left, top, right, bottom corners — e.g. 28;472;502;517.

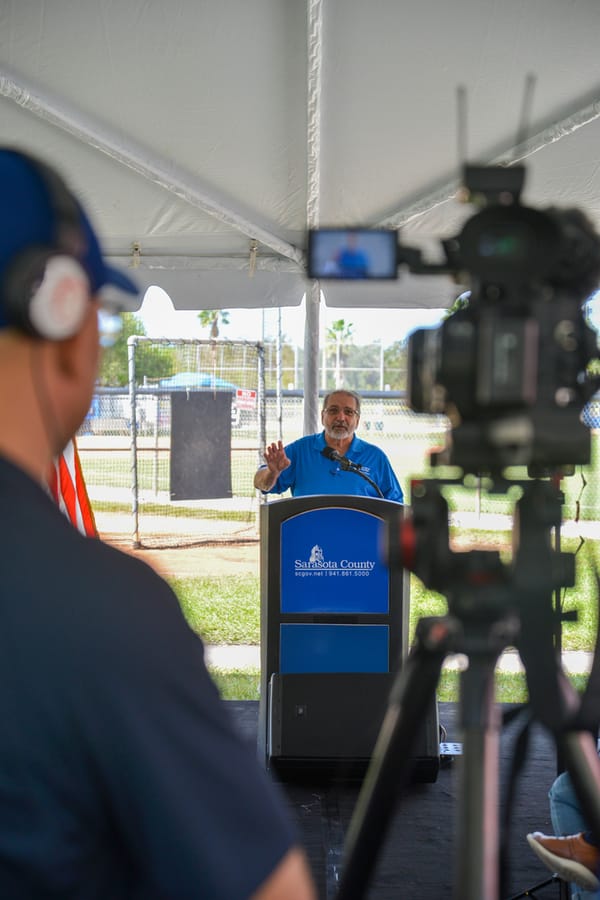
76;339;600;547
77;339;266;548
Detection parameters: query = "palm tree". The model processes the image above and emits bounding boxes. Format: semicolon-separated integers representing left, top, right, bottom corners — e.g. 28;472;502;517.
197;309;230;339
326;318;354;387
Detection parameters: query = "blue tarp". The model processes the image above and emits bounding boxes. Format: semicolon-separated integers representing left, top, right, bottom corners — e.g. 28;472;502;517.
159;372;238;391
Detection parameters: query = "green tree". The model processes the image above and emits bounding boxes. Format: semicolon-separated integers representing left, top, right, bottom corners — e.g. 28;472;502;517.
259;338;299;391
198;309;230;339
343;343;381;391
281;341;297;389
383;340;408;391
98;314;176;386
444;292;471;318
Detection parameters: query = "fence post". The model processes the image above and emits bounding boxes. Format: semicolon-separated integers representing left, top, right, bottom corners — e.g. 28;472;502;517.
128;336;141;548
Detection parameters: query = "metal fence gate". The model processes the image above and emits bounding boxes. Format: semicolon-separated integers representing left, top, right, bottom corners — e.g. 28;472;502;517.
76;338;265;548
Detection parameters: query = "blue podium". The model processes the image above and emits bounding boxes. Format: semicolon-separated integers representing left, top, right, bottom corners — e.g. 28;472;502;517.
257;495;439;781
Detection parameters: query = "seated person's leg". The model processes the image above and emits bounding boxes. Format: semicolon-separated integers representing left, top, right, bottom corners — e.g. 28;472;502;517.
526;772;600;900
550;772;589;837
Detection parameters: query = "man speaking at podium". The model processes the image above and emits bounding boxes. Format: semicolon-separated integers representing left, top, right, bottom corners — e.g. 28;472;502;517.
254;389;403;501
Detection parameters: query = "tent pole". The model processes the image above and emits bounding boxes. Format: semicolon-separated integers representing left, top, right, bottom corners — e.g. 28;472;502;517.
304;0;323;435
303;282;321;435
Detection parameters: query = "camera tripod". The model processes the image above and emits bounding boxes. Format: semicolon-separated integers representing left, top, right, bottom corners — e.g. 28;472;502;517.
336;476;600;900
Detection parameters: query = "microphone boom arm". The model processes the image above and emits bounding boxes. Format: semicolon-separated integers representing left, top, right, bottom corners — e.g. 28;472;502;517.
346;466;384;498
321;446;384;498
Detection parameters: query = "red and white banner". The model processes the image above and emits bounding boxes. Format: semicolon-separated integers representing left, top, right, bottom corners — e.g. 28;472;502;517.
48;438;97;538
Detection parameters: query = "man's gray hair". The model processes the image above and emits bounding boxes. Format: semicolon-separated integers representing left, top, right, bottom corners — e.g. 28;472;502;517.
322;389;361;416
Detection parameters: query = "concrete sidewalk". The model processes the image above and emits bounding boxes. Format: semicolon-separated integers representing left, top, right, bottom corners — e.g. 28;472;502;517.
204;644;596;675
450;511;600;539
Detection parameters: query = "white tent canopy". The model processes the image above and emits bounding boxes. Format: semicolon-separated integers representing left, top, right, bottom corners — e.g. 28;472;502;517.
3;0;600;425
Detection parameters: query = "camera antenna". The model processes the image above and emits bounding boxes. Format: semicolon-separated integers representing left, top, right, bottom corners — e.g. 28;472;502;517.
456;84;477;206
512;72;537;162
457;84;468;171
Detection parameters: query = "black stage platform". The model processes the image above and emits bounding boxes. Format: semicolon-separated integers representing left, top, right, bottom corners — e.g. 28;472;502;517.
227;700;563;899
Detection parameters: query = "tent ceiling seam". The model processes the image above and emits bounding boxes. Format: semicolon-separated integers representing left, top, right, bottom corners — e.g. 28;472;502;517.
0;66;305;268
380;95;600;229
306;0;322;230
108;255;301;273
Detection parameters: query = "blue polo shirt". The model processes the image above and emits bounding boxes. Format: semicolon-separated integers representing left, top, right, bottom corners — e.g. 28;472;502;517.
263;431;403;501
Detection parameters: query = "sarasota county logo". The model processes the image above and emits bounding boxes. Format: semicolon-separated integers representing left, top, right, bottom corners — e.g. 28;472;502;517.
294;543;376;573
294;544;336;571
309;544;324;564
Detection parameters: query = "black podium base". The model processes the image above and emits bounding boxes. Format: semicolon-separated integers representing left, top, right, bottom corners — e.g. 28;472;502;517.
265;672;440;783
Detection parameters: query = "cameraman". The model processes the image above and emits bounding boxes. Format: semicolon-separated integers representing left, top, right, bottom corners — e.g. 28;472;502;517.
0;147;315;899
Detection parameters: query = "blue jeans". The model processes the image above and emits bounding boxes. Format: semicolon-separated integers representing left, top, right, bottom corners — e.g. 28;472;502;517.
549;771;600;900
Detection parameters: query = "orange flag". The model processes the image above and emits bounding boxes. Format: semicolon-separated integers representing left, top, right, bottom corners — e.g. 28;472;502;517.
48;438;98;537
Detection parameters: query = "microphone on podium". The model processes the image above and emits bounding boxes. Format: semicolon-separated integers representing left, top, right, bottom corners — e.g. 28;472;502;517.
321;446;384;497
321;446;361;471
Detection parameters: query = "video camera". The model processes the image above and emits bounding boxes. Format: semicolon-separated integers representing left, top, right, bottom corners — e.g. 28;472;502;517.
307;164;600;475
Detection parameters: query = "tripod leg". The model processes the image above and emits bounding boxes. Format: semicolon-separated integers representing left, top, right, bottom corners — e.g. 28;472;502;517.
337;616;447;900
505;873;565;898
455;651;502;900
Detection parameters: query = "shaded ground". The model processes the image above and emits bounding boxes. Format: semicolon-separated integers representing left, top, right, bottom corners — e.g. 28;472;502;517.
104;538;260;580
231;701;562;900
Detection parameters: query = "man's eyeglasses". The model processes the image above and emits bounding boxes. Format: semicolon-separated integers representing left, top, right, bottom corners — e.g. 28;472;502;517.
97;308;123;348
323;406;359;417
97;284;138;347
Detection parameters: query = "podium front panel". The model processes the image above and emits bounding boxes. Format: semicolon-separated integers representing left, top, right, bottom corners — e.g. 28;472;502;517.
280;623;389;673
280;507;389;614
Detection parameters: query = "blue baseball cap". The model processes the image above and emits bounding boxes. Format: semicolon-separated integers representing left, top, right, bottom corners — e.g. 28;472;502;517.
0;147;140;329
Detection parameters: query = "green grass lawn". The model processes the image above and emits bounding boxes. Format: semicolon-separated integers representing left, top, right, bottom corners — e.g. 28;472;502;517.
172;575;260;644
168;532;600;701
169;534;600;649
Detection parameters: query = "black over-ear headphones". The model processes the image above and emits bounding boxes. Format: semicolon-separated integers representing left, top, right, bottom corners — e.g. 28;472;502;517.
0;151;91;340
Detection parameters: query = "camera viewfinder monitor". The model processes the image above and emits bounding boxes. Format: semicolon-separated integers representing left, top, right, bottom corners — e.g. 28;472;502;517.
307;228;399;280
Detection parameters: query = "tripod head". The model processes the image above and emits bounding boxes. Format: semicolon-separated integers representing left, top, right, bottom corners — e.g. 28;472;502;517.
385;475;577;726
386;475;573;621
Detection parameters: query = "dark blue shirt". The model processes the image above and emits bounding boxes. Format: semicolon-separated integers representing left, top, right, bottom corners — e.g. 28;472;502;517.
0;456;295;899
